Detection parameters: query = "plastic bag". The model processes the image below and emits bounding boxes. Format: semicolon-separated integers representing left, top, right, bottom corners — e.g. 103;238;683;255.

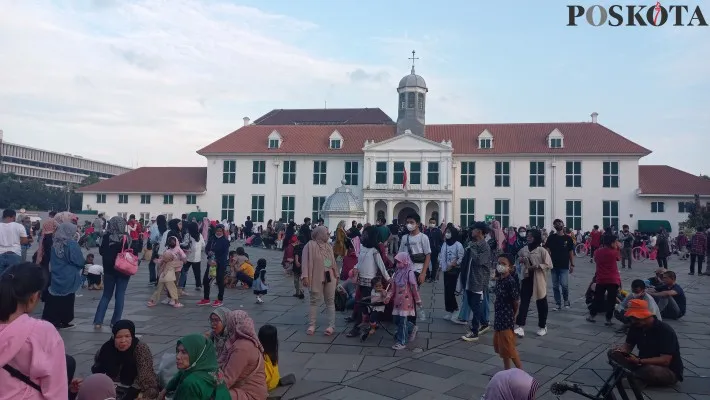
158;352;178;389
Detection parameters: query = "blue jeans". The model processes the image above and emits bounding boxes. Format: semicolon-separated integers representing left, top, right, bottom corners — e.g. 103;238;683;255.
458;291;471;321
479;288;490;325
93;273;130;326
394;315;415;345
0;252;22;276
551;268;570;305
465;291;483;333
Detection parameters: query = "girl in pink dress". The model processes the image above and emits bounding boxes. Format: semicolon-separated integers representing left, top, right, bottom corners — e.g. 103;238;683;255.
389;252;422;350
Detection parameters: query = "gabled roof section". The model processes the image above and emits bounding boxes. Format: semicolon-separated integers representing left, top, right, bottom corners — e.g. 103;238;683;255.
268;130;282;140
252;108;395;125
547;128;564;139
363;131;453;152
75;167;207;193
638;165;710;196
478;129;493;139
197;122;651;156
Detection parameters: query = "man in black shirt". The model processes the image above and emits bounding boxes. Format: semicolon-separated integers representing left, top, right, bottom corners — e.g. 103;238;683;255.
544;219;575;310
609;299;683;387
424;217;443;282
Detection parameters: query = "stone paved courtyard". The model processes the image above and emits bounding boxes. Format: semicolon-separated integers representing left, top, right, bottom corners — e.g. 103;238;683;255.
37;243;710;400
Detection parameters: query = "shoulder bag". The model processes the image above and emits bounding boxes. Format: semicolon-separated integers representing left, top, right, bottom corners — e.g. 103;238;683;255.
2;364;41;392
406;236;426;263
115;236;139;276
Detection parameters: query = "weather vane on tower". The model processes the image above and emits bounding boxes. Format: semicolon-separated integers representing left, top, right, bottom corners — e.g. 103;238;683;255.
408;50;419;74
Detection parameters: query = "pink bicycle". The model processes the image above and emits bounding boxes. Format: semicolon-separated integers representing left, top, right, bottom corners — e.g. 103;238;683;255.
575;239;591;257
631;243;657;262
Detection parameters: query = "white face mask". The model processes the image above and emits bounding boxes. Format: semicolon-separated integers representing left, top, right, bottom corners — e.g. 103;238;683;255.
445;232;452;239
429;224;436;228
518;232;526;238
406;223;415;232
496;264;509;274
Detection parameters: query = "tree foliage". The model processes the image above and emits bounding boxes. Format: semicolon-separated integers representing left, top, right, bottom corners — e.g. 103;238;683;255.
0;173;84;211
680;196;710;231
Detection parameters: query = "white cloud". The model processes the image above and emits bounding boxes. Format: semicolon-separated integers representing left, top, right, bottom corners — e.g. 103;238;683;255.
0;0;405;167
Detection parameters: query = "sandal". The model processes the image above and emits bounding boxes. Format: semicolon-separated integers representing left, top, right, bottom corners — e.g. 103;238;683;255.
324;327;335;336
146;300;157;307
306;326;316;336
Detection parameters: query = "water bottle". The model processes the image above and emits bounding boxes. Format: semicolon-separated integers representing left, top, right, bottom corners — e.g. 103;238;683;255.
418;306;427;322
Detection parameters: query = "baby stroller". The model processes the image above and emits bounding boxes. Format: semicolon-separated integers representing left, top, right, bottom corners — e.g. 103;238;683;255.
355;297;395;342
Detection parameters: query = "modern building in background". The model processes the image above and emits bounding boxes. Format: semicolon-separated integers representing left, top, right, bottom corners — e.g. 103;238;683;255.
0;129;131;187
76;63;710;233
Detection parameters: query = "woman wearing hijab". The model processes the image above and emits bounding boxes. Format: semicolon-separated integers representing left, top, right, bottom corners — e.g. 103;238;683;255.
92;320;159;400
333;220;347;259
41;222;85;329
491;220;506;252
206;307;231;356
439;226;465;321
161;335;230;400
93;216;130;329
54;211;78;225
482;368;539;400
283;221;297;251
302;226;338;336
148;215;169;285
76;373;116;400
218;311;268;400
514;229;553;338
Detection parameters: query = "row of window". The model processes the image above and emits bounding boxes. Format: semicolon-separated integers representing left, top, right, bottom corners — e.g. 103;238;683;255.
95;194;197;205
220;195;326;224
221;160;621;188
462;161;619;188
459;199;619;231
476;136;563;150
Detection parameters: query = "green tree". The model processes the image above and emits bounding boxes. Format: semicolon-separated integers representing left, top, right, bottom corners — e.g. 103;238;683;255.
79;174;100;187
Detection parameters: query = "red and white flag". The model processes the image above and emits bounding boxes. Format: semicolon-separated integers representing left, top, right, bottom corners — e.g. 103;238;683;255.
402;168;408;189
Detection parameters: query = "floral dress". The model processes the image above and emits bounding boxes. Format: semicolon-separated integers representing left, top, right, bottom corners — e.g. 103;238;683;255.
388;268;422;317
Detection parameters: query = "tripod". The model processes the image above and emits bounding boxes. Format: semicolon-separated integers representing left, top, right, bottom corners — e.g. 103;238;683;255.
550;358;645;400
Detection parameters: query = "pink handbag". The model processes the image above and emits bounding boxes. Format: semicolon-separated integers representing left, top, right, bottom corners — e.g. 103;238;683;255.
115;236;139;276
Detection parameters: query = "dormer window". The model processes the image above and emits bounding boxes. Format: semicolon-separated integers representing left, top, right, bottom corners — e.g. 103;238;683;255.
478;129;493;149
267;130;282;149
547;129;564;149
329;130;343;150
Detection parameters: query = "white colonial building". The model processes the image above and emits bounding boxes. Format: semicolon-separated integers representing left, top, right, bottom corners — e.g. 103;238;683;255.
76;65;710;233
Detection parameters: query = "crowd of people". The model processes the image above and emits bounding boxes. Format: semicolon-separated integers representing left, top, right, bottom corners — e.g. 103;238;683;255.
0;205;699;398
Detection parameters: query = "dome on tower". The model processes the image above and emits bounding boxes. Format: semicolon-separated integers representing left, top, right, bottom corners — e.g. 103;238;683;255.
321;179;364;213
398;69;427;89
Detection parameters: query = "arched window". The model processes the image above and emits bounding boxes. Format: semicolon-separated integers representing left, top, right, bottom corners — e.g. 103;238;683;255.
377;210;385;221
399;93;406;109
407;92;415;108
431;211;439;224
417;93;424;110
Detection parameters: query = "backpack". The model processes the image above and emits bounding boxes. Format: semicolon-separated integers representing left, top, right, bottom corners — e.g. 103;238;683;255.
334;285;347;312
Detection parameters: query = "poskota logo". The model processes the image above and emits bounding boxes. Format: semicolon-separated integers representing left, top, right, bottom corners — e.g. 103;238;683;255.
567;2;708;26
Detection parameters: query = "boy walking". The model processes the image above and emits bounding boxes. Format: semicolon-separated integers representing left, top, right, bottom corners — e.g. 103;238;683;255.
493;254;522;370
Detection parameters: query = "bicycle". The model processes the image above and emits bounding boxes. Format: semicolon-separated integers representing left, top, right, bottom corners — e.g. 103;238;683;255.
575;239;591;257
551;356;644;400
631;243;657;262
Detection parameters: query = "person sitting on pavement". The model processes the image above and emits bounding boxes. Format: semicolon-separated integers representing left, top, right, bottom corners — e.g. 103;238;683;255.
646;268;666;287
615;279;661;331
648;271;685;320
608;299;683;387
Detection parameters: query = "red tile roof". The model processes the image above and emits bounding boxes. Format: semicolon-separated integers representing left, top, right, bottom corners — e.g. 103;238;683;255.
638;165;710;196
75;167;207;193
252;108;394;125
197;123;651;156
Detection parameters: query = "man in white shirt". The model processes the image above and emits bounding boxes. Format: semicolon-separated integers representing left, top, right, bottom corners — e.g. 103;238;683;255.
0;209;29;275
398;214;432;284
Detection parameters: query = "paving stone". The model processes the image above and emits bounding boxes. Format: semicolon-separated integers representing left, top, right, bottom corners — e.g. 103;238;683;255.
678;377;710;395
322;386;393;400
358;355;396;371
445;384;488;399
304;353;363;371
395;371;461;393
403;389;464;400
354;376;421;399
398;359;463;378
282;380;335;400
302;369;347;383
294;343;331;353
327;345;363;355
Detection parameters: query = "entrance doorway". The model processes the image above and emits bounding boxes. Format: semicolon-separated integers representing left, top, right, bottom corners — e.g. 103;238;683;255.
397;207;417;224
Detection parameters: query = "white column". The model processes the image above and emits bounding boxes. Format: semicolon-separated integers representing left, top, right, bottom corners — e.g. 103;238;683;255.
447;201;454;225
439;200;446;224
387;200;395;222
419;200;427;220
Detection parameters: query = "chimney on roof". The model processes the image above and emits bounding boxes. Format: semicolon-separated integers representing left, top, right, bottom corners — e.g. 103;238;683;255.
243;117;250;126
591;112;599;124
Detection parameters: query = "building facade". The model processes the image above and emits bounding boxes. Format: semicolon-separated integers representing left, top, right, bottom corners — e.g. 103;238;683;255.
76;67;710;232
0;130;131;187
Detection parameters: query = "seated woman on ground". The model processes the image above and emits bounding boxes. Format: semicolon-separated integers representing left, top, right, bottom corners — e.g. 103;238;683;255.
206;306;231;355
92;320;159;400
160;334;230;400
218;310;268;400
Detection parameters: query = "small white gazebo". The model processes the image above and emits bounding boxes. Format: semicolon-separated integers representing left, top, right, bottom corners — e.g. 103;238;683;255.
320;179;366;231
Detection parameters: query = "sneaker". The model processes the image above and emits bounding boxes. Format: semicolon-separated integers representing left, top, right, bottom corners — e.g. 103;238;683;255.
536;327;548;336
604;319;614;326
195;286;202;291
586;315;596;323
452;317;468;325
514;326;525;337
172;302;185;308
564;301;571;309
212;300;223;307
461;331;479;342
408;325;419;342
442;313;451;321
161;298;171;305
256;297;264;304
196;299;211;306
392;343;407;350
478;324;491;335
59;323;76;330
553;304;561;311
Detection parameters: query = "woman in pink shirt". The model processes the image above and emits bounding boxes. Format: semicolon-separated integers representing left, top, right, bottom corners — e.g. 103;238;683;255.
0;263;70;399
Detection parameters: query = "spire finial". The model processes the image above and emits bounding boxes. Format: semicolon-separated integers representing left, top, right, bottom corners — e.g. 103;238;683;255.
408;50;419;74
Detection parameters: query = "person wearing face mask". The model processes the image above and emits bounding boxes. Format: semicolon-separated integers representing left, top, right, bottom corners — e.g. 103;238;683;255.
492;254;522;370
544;219;575;311
615;279;661;331
510;227;527;262
460;222;492;342
424;218;443;283
618;225;634;269
198;225;230;307
439;226;465;321
514;229;553;338
397;214;431;337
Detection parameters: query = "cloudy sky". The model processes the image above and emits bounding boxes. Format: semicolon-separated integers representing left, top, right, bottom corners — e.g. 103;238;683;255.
0;0;707;174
